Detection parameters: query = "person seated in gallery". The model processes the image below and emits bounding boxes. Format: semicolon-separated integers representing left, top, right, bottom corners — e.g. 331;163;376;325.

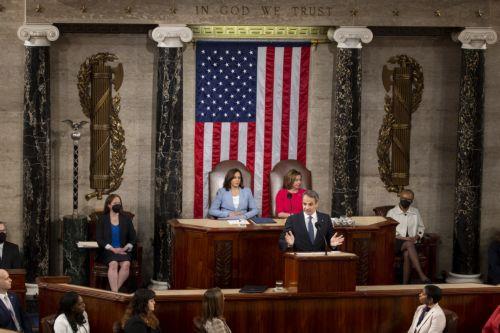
121;288;161;333
53;291;89;333
487;231;500;285
386;189;431;284
0;222;21;269
208;168;259;220
407;284;446;333
279;190;344;252
275;169;306;218
0;269;31;332
96;194;137;292
194;287;231;333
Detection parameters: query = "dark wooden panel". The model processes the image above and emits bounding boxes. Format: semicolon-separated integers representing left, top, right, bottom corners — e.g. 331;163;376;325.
170;219;397;288
38;282;500;333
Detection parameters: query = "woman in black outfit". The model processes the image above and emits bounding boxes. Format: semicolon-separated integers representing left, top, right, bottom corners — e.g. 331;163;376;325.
96;194;136;292
121;289;161;333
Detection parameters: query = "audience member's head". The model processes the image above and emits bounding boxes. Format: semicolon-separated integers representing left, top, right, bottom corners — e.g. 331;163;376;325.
0;269;11;292
283;169;302;190
104;193;123;215
202;287;225;321
302;190;319;215
57;291;87;331
0;222;8;244
121;288;159;330
419;284;442;306
223;168;243;190
398;189;415;210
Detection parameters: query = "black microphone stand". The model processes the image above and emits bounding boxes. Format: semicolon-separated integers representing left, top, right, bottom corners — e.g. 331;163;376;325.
315;222;329;256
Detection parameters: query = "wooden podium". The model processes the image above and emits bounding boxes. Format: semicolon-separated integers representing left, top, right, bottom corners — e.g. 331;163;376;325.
284;252;358;292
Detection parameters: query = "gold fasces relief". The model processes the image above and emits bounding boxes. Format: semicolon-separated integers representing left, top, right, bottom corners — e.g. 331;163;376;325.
377;55;424;193
77;53;126;200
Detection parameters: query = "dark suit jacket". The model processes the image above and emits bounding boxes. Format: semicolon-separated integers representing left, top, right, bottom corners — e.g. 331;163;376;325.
96;214;137;252
279;211;336;252
0;291;32;333
0;242;22;269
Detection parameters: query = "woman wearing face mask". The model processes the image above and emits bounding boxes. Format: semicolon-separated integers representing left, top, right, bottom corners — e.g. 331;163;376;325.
387;189;430;284
96;194;136;292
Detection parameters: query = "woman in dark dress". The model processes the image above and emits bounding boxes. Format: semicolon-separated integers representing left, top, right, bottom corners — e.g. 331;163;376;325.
121;289;161;333
96;194;136;292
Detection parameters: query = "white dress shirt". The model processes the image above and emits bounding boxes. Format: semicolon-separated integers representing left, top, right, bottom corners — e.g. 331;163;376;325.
303;212;318;240
0;243;4;260
387;205;425;238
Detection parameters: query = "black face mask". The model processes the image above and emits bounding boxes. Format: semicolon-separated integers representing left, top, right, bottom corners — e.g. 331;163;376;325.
400;199;412;209
0;233;6;244
111;204;122;213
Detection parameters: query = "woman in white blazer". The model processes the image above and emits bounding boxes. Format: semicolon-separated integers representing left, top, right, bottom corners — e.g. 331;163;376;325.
209;168;259;219
408;285;446;333
54;291;90;333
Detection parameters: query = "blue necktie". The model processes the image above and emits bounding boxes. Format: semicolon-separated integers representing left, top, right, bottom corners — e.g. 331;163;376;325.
307;215;314;243
416;306;431;327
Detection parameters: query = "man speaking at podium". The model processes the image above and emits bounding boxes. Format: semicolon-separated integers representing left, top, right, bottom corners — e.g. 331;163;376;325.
279;190;344;252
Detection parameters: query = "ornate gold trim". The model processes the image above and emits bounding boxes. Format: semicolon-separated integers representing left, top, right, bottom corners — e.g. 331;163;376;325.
190;25;329;42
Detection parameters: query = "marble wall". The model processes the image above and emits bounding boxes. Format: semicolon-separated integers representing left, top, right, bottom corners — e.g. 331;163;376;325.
360;36;461;274
0;1;26;248
50;33;156;277
1;4;500;279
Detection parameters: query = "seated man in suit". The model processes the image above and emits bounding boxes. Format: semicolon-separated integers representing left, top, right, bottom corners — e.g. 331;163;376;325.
0;223;21;269
279;190;344;252
0;269;32;332
408;284;446;333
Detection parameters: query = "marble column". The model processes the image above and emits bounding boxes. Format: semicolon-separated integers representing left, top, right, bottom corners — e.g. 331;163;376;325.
328;27;373;217
150;25;193;287
447;28;497;284
17;24;59;282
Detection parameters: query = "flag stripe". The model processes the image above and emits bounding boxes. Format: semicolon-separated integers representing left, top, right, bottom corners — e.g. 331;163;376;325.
194;43;310;217
194;122;205;218
230;123;239;160
297;46;310;165
280;47;292;160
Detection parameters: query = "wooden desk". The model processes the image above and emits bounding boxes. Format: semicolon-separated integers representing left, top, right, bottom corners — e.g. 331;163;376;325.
38;281;500;333
170;217;396;288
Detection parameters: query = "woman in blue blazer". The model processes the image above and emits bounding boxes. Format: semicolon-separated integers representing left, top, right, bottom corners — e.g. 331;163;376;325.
209;168;260;219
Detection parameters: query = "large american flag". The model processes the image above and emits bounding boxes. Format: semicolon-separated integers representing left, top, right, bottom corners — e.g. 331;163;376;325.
194;41;310;217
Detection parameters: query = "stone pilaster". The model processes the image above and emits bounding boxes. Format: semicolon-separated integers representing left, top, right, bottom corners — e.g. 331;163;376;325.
17;24;59;282
150;25;192;286
328;27;372;217
447;27;497;284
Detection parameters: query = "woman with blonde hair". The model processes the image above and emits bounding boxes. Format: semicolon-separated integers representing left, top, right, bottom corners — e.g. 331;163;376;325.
194;287;231;333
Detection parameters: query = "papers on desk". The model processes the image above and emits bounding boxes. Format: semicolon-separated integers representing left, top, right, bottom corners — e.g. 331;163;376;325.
77;241;99;248
227;219;249;225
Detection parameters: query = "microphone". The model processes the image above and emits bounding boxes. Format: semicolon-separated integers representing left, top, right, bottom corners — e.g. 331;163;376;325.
315;221;329;256
287;192;292;215
286;193;292;200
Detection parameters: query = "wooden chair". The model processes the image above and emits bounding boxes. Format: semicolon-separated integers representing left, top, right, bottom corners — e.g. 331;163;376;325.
443;308;459;333
40;314;56;333
269;159;312;217
88;211;143;292
373;205;440;282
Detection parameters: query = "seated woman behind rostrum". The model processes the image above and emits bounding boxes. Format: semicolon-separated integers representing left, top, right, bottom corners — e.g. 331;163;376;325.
209;168;259;219
96;193;137;292
121;289;161;333
194;287;231;333
53;291;89;333
275;169;306;218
